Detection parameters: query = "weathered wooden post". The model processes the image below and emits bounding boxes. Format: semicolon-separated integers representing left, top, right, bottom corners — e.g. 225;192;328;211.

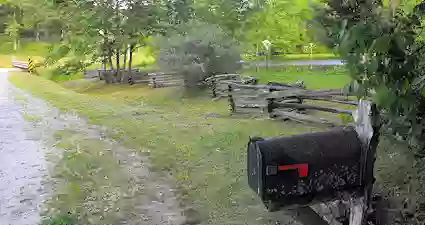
267;98;276;118
247;99;380;225
128;74;134;85
228;83;236;114
349;99;380;225
212;77;217;98
152;76;157;88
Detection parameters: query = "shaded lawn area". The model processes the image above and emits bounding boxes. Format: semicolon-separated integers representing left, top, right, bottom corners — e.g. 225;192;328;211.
10;73;323;224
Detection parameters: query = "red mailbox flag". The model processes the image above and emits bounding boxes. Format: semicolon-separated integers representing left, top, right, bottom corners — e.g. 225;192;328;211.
279;164;309;178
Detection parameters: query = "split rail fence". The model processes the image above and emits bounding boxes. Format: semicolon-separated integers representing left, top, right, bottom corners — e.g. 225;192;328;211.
206;74;357;126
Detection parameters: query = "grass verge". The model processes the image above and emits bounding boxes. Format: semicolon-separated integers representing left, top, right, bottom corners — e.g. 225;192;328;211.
42;129;138;224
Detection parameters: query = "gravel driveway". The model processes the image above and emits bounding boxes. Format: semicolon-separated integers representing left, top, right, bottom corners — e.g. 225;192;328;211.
0;70;186;224
0;69;49;225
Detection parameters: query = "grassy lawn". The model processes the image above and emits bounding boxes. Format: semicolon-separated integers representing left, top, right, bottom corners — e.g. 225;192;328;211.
10;72;327;224
44;129;146;224
243;53;340;61
246;67;351;89
10;69;422;224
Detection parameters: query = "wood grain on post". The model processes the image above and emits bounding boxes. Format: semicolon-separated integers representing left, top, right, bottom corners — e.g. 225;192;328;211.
212;78;217;98
300;96;358;106
152;77;156;88
267;98;275;118
350;100;380;225
228;84;236;113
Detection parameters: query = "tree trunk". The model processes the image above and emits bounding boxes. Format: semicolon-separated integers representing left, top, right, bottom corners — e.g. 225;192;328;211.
116;48;121;82
103;54;107;71
60;29;64;41
122;47;127;71
108;46;114;71
128;45;134;85
44;29;49;41
121;46;128;83
35;23;40;41
13;38;18;51
103;38;107;72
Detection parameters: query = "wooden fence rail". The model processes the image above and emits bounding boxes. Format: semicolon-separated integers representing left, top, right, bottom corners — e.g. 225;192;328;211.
148;72;184;88
12;61;29;70
87;69;185;87
204;75;356;126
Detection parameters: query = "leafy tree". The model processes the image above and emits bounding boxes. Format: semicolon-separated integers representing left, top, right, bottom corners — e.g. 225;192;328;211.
43;0;162;81
194;0;264;38
243;0;313;53
122;0;162;81
163;0;194;26
312;0;425;154
0;0;23;51
18;0;56;41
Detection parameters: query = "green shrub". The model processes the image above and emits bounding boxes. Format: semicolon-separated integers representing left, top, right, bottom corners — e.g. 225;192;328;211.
155;21;242;89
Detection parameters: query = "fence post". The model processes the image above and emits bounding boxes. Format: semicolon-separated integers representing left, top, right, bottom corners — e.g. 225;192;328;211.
128;74;134;85
349;100;380;225
212;78;217;98
267;98;275;118
152;76;156;88
228;83;235;113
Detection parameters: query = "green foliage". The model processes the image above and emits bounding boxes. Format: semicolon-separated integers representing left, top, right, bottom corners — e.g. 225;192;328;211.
57;60;89;76
155;21;242;89
243;0;312;52
194;0;264;37
313;0;425;153
162;0;194;26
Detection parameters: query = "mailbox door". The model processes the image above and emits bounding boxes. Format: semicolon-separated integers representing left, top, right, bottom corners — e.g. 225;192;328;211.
247;141;263;199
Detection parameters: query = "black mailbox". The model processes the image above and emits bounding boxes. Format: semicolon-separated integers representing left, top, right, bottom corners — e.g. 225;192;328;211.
247;127;364;212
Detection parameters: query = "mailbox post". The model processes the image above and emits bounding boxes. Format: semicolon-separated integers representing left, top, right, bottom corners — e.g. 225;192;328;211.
247;99;379;225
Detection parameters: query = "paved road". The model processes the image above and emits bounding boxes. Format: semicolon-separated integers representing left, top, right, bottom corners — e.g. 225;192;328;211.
242;59;345;67
0;70;48;225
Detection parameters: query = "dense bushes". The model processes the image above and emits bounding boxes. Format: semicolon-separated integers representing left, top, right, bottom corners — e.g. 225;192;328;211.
155;21;242;89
